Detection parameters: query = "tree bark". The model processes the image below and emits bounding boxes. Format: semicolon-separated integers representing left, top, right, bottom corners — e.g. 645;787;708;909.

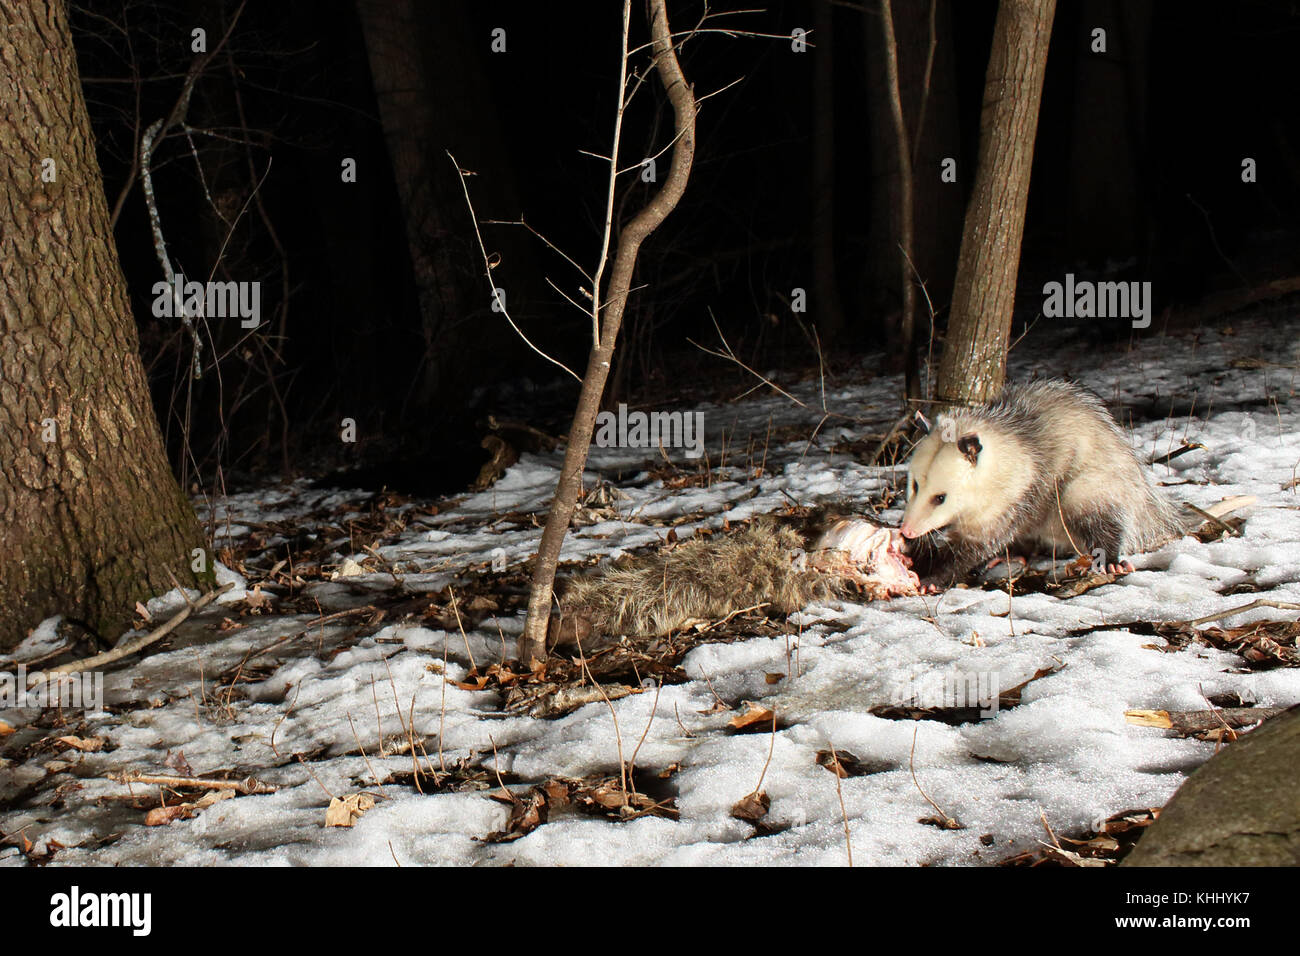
936;0;1056;405
811;0;846;344
0;0;209;649
878;0;919;401
518;0;696;664
863;0;962;370
356;0;532;417
1066;0;1153;268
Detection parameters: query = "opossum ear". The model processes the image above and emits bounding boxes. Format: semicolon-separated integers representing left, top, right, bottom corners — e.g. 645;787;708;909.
957;433;982;465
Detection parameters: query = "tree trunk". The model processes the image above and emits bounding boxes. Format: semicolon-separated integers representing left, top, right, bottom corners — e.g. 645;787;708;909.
864;0;962;367
936;0;1056;405
0;0;209;649
1066;0;1153;269
878;0;919;402
811;0;846;344
518;0;696;664
356;0;529;418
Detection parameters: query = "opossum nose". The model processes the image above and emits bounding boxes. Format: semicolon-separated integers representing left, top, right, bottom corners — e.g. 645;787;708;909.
900;524;918;539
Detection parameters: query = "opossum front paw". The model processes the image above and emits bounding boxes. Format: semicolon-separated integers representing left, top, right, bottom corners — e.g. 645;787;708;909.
916;574;957;594
1106;560;1136;575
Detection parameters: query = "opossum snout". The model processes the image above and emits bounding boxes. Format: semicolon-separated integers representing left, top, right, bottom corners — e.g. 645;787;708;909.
901;503;949;539
900;500;933;539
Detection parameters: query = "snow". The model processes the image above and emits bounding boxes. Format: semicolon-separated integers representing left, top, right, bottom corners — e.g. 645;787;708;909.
2;312;1299;866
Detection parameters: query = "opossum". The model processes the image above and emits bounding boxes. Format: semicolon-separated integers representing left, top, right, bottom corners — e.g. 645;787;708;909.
901;379;1253;583
551;516;918;646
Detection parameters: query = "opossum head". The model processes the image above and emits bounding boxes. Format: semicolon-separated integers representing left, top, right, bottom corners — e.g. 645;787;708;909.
900;424;984;539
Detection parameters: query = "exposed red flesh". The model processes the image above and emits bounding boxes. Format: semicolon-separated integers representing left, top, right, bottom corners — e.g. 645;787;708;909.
809;518;920;597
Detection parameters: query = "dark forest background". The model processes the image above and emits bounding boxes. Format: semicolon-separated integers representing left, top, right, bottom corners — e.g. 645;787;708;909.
69;0;1300;497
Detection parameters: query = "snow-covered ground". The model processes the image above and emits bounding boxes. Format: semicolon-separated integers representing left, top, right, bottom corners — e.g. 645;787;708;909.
2;312;1298;866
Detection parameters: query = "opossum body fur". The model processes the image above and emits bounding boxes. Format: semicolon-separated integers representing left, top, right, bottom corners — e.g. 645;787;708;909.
551;517;918;646
901;379;1207;583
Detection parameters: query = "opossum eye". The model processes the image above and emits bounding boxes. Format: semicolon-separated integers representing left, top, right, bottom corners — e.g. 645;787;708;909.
931;494;946;506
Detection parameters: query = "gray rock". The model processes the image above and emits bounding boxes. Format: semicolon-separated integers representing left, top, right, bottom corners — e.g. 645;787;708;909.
1124;705;1300;866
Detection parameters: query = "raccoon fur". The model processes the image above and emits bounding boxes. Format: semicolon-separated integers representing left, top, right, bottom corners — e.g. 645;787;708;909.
551;516;918;646
901;379;1250;583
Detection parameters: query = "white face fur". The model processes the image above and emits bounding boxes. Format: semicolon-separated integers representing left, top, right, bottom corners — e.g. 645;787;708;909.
900;429;983;539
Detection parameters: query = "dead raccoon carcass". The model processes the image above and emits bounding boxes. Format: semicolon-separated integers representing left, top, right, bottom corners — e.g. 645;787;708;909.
901;379;1250;583
551;517;918;646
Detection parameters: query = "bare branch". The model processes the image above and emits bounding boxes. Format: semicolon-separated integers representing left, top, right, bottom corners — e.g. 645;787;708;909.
589;0;635;345
447;151;581;381
482;216;593;284
545;275;595;319
27;582;234;684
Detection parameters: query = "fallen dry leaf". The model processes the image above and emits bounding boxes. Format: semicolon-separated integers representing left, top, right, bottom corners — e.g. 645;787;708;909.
816;749;852;778
243;585;273;610
731;790;770;821
193;790;234;809
143;788;233;826
325;792;376;828
0;720;13;737
145;805;194;826
542;780;571;806
589;784;630;810
729;701;775;730
331;558;366;580
1064;833;1121;852
453;669;491;691
1126;709;1173;728
163;750;194;776
1037;841;1108;867
485;787;547;842
1048;571;1117;599
919;814;966;831
55;735;105;752
1124;705;1281;738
